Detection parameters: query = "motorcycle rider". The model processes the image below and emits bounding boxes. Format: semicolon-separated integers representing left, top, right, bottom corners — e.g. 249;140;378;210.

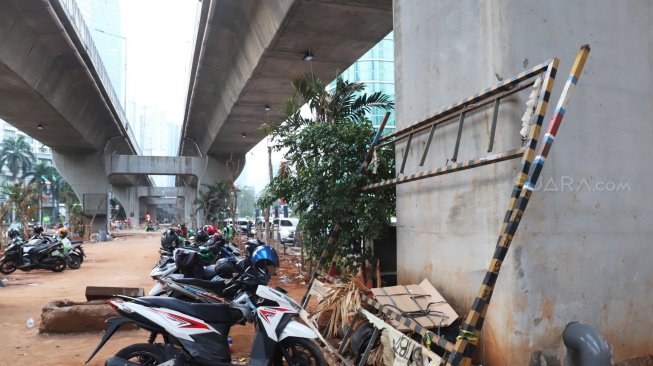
57;227;73;256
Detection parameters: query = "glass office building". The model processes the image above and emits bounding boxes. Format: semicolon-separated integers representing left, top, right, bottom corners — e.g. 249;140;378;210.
333;32;395;133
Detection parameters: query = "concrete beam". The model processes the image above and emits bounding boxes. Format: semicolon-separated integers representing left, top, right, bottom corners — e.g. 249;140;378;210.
180;0;392;157
106;155;206;178
0;0;137;154
136;186;187;198
144;197;178;205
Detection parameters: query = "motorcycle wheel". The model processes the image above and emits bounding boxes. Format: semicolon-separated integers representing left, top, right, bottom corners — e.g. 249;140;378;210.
274;337;326;366
0;259;17;275
51;257;67;272
115;343;166;365
66;254;82;269
73;248;84;263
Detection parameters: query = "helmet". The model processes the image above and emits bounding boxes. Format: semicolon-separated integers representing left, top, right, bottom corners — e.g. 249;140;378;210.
195;230;209;243
213;229;223;241
161;228;178;248
188;229;195;238
245;239;265;256
58;227;69;238
7;228;20;239
33;224;44;235
203;225;217;235
251;245;279;268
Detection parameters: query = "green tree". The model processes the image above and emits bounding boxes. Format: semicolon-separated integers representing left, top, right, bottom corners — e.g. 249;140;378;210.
258;73;395;272
1;182;38;236
194;181;231;225
237;186;256;218
0;135;36;181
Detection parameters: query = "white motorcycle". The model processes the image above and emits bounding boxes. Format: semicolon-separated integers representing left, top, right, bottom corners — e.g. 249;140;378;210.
84;282;325;366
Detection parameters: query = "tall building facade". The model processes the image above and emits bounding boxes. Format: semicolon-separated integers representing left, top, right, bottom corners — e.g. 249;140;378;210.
332;32;395;132
133;105;180;187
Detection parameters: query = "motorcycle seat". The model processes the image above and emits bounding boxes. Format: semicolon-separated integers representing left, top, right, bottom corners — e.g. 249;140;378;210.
27;243;58;254
138;296;234;324
175;278;227;293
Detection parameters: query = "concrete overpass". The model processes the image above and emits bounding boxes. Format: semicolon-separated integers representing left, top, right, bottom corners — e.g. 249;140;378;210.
0;0;155;229
179;0;393;181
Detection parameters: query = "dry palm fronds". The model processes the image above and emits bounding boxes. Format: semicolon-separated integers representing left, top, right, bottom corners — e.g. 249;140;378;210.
311;277;371;338
367;340;385;366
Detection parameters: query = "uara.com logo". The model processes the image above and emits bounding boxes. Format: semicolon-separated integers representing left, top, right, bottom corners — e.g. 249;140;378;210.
532;176;631;192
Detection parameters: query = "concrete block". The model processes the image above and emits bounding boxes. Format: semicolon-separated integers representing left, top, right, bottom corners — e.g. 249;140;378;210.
85;286;143;301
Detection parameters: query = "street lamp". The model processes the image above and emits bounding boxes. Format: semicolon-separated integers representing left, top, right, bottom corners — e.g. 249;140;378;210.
94;28;128;109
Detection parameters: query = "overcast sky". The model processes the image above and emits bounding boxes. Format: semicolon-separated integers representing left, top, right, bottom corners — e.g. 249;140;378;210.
119;0;199;126
118;0;281;192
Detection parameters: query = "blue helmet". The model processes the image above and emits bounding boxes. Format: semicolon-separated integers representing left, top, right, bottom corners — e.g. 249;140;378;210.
251;245;279;268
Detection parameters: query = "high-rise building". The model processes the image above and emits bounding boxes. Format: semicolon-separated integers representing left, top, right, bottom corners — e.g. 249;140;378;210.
132;105;180;187
331;32;395;133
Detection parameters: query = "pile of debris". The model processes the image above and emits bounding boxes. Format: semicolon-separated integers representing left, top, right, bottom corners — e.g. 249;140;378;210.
307;277;459;366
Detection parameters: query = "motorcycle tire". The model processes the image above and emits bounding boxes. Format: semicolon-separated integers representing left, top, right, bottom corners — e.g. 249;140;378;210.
66;254;82;270
0;259;17;275
274;337;326;366
73;248;85;263
115;343;167;365
51;257;67;272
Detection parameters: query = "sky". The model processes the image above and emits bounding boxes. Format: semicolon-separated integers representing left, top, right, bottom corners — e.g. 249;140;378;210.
117;0;279;192
119;0;200;126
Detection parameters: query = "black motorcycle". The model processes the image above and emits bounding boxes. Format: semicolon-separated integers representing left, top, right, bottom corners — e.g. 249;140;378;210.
0;239;66;274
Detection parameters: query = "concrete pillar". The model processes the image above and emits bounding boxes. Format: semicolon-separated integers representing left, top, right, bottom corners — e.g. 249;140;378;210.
51;151;109;234
395;1;653;364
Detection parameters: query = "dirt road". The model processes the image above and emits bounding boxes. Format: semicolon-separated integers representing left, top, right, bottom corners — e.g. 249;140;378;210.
0;232;308;365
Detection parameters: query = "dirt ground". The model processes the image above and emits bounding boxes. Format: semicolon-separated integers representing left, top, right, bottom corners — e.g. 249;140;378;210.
0;231;309;365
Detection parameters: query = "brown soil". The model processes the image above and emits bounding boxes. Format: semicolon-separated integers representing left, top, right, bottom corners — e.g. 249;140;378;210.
0;231;309;365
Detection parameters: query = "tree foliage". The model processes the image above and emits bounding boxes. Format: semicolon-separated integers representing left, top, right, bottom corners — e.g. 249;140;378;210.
0;135;36;181
194;181;231;225
258;73;395;271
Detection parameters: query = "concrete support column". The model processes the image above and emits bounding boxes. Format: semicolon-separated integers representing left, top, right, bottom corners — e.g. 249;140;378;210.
51;151;109;234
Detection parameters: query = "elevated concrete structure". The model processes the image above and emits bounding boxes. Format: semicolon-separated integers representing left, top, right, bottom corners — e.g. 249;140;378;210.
395;1;653;364
0;0;147;230
136;187;192;226
106;155;206;179
180;0;393;179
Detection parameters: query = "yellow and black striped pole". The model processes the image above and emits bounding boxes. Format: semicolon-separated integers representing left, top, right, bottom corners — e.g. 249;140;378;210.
446;45;590;366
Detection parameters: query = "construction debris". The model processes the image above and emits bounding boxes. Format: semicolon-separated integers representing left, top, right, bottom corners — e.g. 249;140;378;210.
370;279;458;331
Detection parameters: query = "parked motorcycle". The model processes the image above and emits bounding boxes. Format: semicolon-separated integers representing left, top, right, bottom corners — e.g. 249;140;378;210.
0;238;66;274
149;240;268;297
84;283;325;366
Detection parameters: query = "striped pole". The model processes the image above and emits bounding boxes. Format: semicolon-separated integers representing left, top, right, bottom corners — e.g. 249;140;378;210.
446;45;590;366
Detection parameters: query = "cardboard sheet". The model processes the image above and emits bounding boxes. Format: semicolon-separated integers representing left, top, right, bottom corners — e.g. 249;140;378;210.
370;279;458;331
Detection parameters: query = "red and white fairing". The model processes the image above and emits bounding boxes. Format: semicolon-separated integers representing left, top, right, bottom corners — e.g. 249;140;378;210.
254;286;318;342
110;301;217;341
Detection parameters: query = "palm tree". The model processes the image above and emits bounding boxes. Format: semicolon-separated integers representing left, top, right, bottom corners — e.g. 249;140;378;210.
23;161;55;185
0;135;36;181
0;182;38;236
271;73;394;132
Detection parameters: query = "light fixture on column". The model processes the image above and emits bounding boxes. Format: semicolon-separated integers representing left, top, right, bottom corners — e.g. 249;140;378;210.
303;51;314;61
264;105;271;112
242;133;247;139
37;124;44;130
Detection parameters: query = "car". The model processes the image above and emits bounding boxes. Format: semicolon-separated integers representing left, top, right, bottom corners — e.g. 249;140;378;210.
272;218;299;245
